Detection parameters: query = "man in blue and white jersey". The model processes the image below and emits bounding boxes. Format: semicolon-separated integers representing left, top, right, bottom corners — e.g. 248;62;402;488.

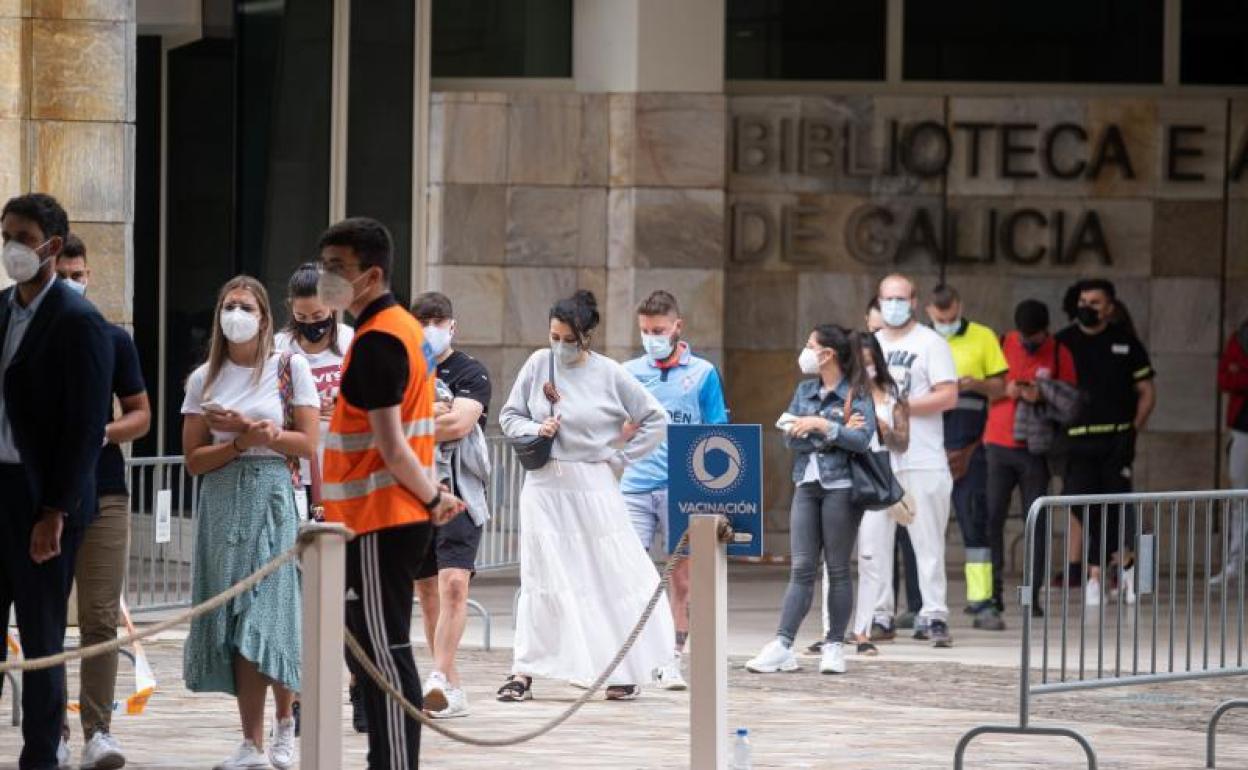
621;290;729;690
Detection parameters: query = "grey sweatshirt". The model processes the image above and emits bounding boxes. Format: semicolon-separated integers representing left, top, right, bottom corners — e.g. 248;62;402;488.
500;349;666;471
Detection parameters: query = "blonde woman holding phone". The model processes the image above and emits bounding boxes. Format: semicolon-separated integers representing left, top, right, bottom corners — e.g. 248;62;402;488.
180;275;319;770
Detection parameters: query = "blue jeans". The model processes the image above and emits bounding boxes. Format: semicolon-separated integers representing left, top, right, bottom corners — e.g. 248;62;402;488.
777;484;863;644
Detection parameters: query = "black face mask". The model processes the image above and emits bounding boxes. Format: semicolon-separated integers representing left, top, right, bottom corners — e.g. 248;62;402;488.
1075;305;1101;328
296;316;334;343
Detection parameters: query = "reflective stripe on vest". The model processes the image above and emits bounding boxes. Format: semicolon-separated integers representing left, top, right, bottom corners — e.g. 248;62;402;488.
322;418;436;453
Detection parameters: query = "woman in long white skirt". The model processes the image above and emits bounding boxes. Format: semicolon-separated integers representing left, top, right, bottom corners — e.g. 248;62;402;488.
498;290;674;702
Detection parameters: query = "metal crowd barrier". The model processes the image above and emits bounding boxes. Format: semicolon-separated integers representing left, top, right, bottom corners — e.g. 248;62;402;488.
125;441;525;650
126;456;199;613
955;490;1248;770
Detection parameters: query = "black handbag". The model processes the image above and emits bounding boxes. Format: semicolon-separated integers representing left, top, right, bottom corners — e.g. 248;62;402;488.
507;351;557;471
843;387;905;510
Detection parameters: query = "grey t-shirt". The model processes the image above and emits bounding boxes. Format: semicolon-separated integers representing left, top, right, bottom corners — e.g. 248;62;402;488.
501;349;666;471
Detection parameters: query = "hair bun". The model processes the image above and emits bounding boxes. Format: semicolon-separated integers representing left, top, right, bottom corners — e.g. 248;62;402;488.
574;290;600;333
573;289;598;311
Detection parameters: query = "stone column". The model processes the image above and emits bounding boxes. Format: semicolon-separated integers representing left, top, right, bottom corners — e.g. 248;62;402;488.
573;0;728;367
0;0;135;325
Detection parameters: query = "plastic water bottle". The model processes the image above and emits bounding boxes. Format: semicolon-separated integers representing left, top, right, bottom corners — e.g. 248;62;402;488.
731;728;752;769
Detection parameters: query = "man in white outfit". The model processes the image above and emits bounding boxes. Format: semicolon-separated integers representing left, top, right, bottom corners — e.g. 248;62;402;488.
873;274;959;647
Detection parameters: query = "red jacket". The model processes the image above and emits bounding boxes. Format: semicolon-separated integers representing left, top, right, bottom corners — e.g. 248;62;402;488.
1218;330;1248;431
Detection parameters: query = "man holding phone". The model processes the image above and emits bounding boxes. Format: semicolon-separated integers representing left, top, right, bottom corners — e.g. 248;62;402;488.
984;300;1077;617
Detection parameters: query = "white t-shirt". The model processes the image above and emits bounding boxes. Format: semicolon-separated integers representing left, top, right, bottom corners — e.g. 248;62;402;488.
275;325;355;479
876;324;957;472
870;392;896;453
181;354;319;459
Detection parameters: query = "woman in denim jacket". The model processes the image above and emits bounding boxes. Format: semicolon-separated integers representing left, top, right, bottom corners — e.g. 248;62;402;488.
746;323;876;677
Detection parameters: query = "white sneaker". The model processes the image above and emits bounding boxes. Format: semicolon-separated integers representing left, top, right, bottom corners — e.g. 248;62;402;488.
819;642;847;675
57;737;71;767
81;731;126;769
431;687;470;719
655;654;688;691
1109;567;1137;605
423;670;450;713
267;717;296;770
1085;577;1102;608
745;640;799;673
214;741;273;770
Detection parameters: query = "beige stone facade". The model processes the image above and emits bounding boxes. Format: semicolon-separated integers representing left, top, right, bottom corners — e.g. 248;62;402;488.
0;0;134;324
429;90;1248;543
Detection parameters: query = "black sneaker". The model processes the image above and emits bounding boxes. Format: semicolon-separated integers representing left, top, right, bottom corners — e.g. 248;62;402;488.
929;620;953;648
350;683;368;734
972;607;1006;631
805;639;825;655
963;600;991;616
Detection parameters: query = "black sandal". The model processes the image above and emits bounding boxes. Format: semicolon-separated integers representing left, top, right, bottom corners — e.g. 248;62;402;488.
605;684;640;701
857;642;879;656
496;675;532;702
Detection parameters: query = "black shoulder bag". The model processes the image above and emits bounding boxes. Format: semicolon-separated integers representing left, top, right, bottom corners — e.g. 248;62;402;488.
842;387;905;510
507;351;558;471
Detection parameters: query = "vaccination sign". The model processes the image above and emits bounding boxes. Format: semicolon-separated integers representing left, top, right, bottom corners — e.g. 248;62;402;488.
667;424;764;557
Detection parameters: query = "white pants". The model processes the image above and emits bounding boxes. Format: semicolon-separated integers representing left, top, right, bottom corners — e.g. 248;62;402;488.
871;468;952;623
1226;431;1248;576
823;510;898;638
851;510;898;635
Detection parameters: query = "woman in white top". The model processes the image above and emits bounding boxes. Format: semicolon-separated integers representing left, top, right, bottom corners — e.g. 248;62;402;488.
497;290;672;703
274;262;354;509
847;331;910;655
180;276;319;770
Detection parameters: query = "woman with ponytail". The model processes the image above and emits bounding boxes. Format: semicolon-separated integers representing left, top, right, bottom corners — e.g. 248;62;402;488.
498;290;672;703
746;324;877;677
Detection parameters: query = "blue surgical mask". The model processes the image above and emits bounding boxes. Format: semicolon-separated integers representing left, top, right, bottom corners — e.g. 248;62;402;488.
933;318;961;338
880;299;912;328
641;333;675;362
63;277;87;296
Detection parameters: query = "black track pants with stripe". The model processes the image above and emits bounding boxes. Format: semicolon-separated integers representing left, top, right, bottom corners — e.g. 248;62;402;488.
346;522;433;770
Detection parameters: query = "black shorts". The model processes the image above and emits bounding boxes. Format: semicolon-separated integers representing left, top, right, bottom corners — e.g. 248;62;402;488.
415;511;482;580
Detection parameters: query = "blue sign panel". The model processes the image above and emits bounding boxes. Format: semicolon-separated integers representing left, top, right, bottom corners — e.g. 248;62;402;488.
667;424;764;557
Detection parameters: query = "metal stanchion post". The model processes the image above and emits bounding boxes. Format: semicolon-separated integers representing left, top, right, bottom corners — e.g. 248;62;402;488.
690;514;728;770
300;523;351;770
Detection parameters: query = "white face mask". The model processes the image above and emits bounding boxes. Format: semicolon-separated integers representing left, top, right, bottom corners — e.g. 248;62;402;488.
423;323;454;358
317;268;367;311
3;239;51;284
220;308;261;344
551;340;582;366
641;333;675;362
798;347;823;375
64;277;87;296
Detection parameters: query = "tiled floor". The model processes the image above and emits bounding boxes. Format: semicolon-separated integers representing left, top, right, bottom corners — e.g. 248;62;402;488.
4;566;1248;768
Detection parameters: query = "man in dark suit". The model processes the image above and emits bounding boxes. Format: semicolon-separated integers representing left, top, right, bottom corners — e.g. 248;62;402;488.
0;193;113;770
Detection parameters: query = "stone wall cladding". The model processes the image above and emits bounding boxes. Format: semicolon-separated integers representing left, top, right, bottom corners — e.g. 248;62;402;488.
0;1;134;323
428;91;727;426
429;90;1244;547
